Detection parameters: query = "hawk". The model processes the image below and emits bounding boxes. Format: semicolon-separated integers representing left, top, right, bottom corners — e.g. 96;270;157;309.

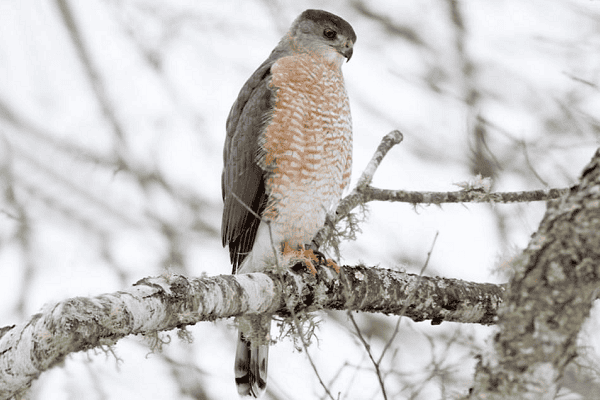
222;9;356;397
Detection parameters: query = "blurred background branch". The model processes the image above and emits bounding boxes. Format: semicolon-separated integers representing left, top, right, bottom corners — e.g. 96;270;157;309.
1;0;599;399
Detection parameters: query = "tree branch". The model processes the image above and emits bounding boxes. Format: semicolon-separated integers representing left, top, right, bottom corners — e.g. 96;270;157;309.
0;265;504;398
467;148;600;399
313;130;573;249
55;0;127;147
363;185;573;205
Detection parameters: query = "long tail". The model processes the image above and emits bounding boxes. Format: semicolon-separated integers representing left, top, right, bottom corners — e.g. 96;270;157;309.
234;316;270;398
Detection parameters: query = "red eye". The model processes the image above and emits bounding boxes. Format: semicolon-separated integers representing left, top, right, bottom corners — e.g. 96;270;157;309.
323;28;337;39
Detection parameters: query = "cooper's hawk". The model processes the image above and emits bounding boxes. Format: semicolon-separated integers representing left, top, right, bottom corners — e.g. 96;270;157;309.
222;9;356;397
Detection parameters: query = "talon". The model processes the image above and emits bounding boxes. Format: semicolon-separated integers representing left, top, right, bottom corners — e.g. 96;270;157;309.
310;247;341;273
281;243;340;274
282;243;318;275
305;260;318;275
326;258;340;273
301;245;319;275
282;242;294;256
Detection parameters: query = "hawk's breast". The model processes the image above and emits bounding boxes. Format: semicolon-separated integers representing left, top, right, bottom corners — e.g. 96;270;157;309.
258;52;353;246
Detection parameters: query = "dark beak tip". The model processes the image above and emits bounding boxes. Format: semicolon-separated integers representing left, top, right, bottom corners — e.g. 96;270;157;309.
345;48;353;62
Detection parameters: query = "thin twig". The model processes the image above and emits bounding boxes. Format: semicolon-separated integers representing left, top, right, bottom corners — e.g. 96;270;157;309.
290;309;337;400
315;129;569;248
519;139;548;186
315;130;405;247
355;185;570;208
346;232;438;400
225;186;263;220
356;130;404;189
378;232;439;365
55;0;127;148
347;312;388;400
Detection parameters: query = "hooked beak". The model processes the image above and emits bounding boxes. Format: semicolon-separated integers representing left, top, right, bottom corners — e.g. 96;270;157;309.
341;40;354;61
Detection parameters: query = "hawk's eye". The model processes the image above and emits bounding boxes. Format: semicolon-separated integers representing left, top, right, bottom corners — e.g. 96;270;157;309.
323;28;337;39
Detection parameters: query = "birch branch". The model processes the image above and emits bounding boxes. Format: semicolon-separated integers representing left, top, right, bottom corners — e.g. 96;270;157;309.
0;265;504;399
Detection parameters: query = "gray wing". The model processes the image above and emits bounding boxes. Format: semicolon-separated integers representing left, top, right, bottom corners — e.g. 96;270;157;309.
222;51;283;273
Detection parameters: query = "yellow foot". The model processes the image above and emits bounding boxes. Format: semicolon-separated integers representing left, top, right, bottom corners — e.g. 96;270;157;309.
325;258;340;273
282;243;341;274
282;243;318;275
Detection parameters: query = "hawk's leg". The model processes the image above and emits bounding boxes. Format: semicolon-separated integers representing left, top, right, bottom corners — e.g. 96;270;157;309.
283;243;340;274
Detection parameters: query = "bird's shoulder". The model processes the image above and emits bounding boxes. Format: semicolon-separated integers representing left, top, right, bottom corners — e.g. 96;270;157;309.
225;47;289;137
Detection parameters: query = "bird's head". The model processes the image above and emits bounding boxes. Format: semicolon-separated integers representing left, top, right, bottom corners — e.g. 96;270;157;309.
289;9;357;64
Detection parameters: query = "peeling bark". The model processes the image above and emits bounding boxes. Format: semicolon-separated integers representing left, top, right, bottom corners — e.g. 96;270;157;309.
468;149;600;399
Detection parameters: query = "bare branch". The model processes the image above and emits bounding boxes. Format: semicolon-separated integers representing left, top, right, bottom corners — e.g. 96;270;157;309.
365;186;572;205
289;308;336;400
356;130;403;189
348;231;438;400
0;265;505;398
348;312;388;400
55;0;127;147
378;232;438;365
314;130;572;250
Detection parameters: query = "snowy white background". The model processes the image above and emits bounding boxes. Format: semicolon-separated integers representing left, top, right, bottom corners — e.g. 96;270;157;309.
1;0;599;399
